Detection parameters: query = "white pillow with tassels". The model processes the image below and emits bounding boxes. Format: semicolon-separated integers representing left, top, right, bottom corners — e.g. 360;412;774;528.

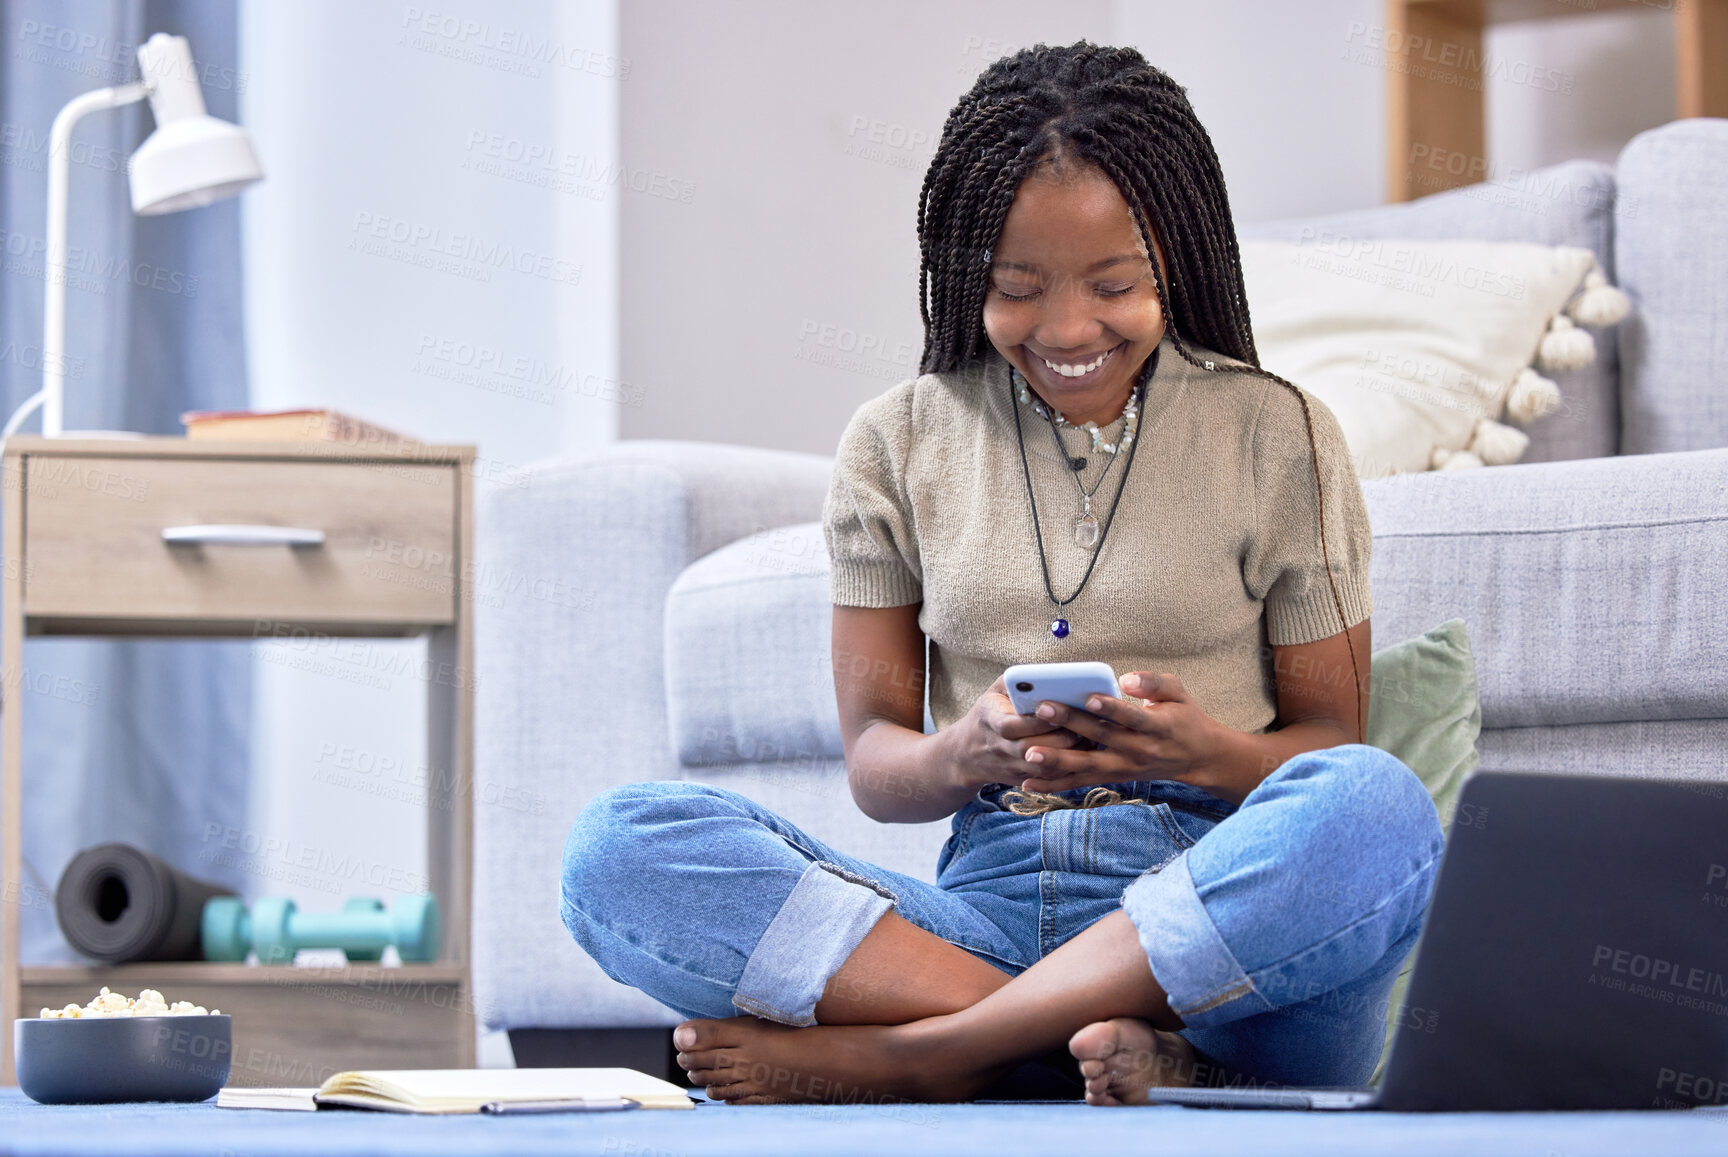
1238;238;1629;479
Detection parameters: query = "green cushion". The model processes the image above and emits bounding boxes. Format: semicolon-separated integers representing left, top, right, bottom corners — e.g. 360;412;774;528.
1362;618;1482;1083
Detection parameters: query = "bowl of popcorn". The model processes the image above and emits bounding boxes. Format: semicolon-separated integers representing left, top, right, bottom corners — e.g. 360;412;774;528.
15;987;230;1104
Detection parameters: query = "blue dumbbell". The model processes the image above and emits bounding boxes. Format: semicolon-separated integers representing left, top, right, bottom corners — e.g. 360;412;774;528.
200;894;440;964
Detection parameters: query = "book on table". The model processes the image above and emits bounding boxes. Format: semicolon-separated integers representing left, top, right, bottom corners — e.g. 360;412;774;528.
179;408;413;448
215;1068;695;1113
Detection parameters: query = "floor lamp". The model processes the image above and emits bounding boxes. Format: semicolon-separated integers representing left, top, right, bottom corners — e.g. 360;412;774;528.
3;32;264;439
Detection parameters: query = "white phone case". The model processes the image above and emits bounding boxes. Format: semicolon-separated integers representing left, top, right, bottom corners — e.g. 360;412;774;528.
1003;661;1122;715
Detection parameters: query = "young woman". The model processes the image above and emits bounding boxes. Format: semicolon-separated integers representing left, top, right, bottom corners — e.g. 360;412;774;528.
561;41;1443;1106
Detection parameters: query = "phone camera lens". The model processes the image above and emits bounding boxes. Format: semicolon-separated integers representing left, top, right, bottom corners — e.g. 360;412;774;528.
1015;681;1034;693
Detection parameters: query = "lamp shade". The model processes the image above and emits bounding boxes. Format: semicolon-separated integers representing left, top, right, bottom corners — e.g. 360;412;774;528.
128;32;262;215
129;116;262;214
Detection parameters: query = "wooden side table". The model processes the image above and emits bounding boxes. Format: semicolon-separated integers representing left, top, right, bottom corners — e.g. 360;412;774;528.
1;436;476;1085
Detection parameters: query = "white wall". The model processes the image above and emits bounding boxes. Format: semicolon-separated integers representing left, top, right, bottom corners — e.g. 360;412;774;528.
616;0;1115;457
615;0;1391;457
238;0;619;1062
1487;6;1675;172
618;0;1677;458
1112;0;1386;226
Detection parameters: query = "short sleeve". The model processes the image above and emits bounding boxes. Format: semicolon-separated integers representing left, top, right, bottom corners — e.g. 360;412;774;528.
1243;382;1373;646
822;385;923;607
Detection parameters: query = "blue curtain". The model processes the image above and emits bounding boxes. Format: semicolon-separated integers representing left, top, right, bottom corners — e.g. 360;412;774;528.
0;0;251;962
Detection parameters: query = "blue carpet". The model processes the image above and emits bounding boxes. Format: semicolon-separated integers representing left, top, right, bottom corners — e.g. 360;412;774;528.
1;1090;1726;1156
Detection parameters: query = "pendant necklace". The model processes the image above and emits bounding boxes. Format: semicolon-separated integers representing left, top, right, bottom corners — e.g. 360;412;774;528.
1014;368;1140;549
1010;361;1150;640
1047;402;1137;549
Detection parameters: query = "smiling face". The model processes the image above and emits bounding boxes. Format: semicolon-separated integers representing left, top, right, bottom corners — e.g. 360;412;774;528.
982;159;1167;429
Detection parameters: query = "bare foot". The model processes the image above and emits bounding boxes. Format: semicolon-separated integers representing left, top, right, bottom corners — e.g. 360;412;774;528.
673;1016;1002;1105
1068;1017;1199;1106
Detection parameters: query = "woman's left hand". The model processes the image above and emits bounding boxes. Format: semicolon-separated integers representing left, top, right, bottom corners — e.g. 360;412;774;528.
1019;672;1230;794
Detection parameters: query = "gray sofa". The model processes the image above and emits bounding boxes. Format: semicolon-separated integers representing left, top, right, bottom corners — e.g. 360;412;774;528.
472;119;1728;1053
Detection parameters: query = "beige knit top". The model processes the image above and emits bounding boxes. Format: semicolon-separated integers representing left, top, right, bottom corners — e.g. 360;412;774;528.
820;336;1373;735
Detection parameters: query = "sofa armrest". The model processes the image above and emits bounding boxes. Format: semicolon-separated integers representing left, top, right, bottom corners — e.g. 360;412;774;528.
473;440;833;1031
1615;118;1728;455
1363;448;1728;732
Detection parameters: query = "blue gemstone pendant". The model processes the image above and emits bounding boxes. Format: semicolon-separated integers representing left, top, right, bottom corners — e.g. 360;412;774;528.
1050;618;1070;639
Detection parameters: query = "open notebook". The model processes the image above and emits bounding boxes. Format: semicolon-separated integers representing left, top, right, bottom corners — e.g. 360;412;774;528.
216;1068;694;1113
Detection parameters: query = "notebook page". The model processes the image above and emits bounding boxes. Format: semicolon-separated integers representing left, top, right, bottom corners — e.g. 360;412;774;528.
330;1068;684;1104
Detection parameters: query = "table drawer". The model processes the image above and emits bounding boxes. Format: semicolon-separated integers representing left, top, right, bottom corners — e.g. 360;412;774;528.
22;456;457;626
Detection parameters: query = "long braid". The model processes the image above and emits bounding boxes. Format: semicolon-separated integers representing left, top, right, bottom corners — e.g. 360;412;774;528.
918;41;1365;741
1074;138;1363;721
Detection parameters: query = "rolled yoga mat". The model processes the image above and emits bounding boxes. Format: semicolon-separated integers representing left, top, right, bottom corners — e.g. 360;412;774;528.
55;843;235;964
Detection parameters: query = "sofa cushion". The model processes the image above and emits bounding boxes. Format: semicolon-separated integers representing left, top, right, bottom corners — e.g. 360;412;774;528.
1480;718;1728;782
672;448;1728;766
1363;448;1728;730
1243;159;1620;466
1240;238;1602;477
1364;619;1481;831
1614;118;1728;455
665;522;843;766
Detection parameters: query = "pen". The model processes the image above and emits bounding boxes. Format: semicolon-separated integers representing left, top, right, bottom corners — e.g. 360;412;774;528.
481;1097;641;1115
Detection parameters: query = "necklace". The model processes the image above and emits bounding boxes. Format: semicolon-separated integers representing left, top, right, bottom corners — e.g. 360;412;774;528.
1011;369;1148;640
1014;372;1141;453
1014;367;1139;549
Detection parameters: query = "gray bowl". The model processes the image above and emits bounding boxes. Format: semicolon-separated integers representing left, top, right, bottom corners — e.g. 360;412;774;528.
15;1015;232;1104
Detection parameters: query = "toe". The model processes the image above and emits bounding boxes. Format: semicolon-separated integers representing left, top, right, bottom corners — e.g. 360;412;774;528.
706;1080;762;1103
673;1017;738;1052
683;1063;729;1089
677;1046;741;1073
1067;1019;1122;1063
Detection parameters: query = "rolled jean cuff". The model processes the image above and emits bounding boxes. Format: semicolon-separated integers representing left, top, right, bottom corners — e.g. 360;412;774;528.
732;860;896;1026
1121;853;1274;1030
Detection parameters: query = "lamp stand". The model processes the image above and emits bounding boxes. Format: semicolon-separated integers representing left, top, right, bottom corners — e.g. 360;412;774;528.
40;83;148;438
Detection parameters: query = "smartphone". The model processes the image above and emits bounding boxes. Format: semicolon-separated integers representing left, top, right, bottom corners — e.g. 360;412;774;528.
1003;661;1122;716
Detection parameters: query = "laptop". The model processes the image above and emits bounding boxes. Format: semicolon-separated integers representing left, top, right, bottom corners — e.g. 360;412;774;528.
1137;770;1728;1111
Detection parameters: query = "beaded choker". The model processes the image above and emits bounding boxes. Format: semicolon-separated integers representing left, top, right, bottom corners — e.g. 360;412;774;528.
1014;372;1141;454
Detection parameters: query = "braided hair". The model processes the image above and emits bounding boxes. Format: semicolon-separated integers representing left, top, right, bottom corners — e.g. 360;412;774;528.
918;40;1364;739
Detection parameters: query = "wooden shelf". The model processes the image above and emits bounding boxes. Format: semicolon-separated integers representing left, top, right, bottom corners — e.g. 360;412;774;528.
20;961;467;985
2;437;478;1084
0;434;475;464
1386;0;1726;201
23;617;445;639
22;962;473;1087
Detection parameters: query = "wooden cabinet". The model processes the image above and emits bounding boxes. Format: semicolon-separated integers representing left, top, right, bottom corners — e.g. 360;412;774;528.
23;455;459;629
1;437;477;1085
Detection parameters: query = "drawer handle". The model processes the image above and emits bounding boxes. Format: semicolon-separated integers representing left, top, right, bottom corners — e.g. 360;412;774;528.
162;524;327;547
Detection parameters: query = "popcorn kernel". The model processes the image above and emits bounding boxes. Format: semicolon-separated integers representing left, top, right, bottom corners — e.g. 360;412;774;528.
38;988;216;1019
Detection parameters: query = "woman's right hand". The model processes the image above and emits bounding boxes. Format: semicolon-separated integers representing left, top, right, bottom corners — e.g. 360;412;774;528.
946;676;1083;791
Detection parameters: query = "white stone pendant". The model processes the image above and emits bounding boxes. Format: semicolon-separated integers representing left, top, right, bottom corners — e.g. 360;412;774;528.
1074;512;1100;549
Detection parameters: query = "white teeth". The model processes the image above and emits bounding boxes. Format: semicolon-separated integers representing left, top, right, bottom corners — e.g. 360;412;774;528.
1042;348;1112;377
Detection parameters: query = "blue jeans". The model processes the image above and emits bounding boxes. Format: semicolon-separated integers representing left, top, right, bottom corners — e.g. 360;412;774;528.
561;744;1444;1088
